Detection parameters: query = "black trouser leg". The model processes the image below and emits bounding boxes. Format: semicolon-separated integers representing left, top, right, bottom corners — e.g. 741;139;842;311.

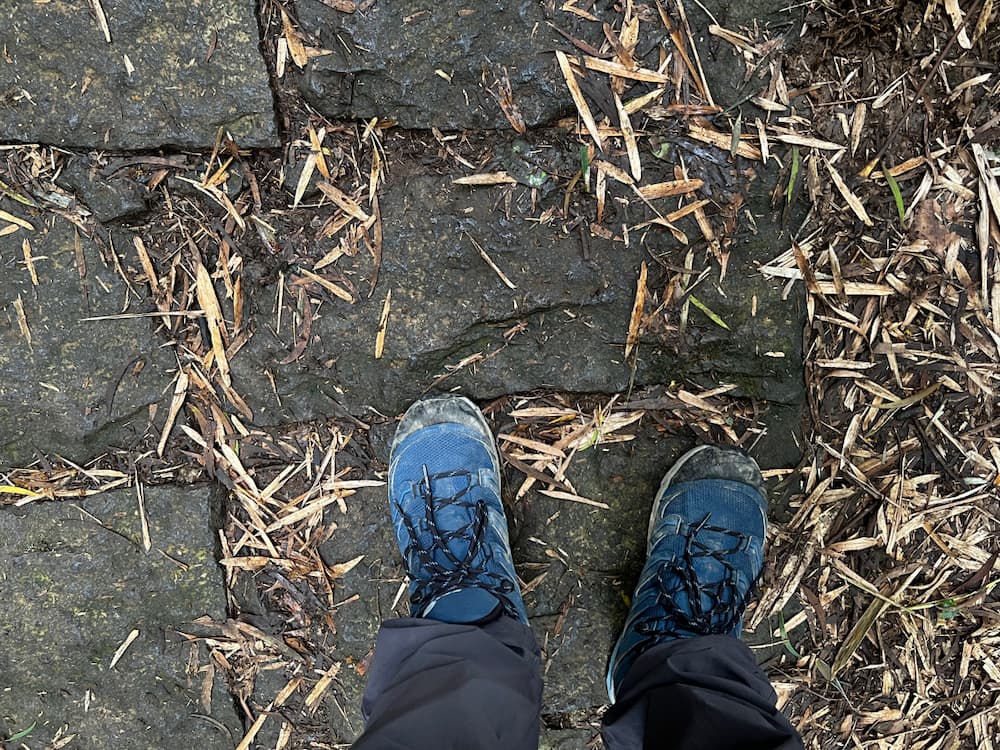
601;635;803;750
353;616;543;750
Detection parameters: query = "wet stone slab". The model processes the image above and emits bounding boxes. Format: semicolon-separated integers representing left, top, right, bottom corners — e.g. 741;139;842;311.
0;486;240;749
0;0;277;150
296;0;572;130
54;155;150;225
0;215;171;467
234;166;804;425
295;0;801;132
313;419;798;740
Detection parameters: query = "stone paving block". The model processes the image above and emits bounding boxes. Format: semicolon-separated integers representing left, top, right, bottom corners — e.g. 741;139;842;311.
297;0;571;130
315;481;400;743
233;167;804;425
0;215;172;467
0;0;277;149
0;486;240;749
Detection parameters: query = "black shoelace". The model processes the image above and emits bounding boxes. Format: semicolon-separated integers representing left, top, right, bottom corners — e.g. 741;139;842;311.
635;515;753;639
397;466;519;619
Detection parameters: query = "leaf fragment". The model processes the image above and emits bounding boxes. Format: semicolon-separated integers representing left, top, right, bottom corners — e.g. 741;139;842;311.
688;294;730;330
555;50;604;151
375;289;391;359
625;261;647;358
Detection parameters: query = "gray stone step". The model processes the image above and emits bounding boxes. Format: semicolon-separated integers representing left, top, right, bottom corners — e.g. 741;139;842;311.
0;486;240;749
233;160;804;425
541;728;600;749
0;216;171;468
0;0;277;149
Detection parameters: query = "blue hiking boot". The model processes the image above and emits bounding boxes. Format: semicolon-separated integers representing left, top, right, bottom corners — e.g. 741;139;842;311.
388;395;528;625
606;445;768;703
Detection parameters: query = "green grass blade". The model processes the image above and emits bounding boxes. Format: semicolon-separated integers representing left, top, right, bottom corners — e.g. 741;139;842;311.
785;146;800;206
688;294;731;330
8;721;37;742
882;162;906;227
778;610;802;659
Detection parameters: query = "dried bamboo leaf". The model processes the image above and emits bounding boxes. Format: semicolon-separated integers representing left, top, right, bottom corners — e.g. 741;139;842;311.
831;570;920;676
973;0;994;42
92;0;112;42
281;9;309;68
578;54;670;83
235;678;302;750
195;262;232;388
850;102;866;156
687;124;762;160
625;261;647;358
708;23;760;54
374;289;391;359
469;235;516;290
293;153;317;208
614;91;642;180
538;489;609;509
317;182;371;221
0;209;34;231
556;51;604;151
756;117;770;163
825;159;874;225
108;628;140;669
972;144;1000;227
638;178;704;200
943;0;974;48
297;268;355;302
157;369;190;457
452;172;518;186
21;238;38;285
773;132;845;151
13;294;30;347
593;159;634;186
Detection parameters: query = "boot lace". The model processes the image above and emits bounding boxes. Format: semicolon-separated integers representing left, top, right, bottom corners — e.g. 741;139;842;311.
635;514;754;639
397;466;519;619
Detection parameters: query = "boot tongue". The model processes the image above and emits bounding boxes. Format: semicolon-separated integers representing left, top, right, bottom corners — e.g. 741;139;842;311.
423;588;504;624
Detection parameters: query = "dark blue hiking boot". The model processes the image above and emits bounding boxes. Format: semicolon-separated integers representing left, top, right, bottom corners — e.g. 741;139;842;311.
606;445;768;702
388;395;528;625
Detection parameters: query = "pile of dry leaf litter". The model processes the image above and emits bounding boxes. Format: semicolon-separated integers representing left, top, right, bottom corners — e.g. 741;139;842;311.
743;1;999;748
